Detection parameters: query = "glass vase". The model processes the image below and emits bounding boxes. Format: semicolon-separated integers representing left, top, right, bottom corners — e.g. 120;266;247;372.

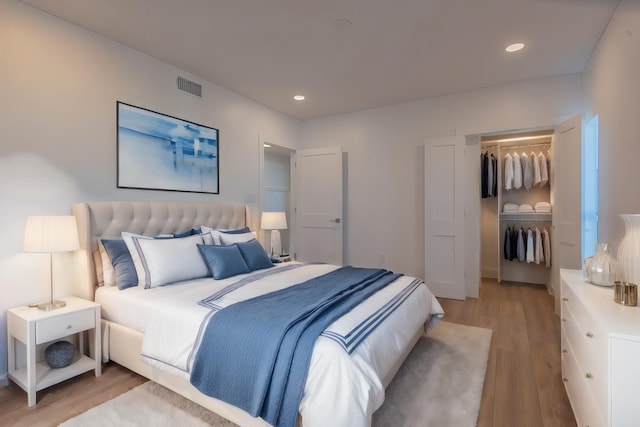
618;214;640;285
588;243;617;287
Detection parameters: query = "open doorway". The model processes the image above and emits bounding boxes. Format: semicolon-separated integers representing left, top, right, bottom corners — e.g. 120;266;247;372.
261;142;295;257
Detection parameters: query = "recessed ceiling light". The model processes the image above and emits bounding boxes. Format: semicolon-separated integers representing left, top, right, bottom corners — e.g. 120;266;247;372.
331;18;352;31
506;42;525;53
293;95;305;101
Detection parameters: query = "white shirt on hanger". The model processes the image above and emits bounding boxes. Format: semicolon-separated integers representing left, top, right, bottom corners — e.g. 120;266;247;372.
522;152;533;190
513;152;523;190
532;151;541;186
538;151;548;187
504;153;513;191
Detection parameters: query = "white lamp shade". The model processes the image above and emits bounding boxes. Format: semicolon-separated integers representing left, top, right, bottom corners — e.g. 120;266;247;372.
261;212;287;230
23;216;80;253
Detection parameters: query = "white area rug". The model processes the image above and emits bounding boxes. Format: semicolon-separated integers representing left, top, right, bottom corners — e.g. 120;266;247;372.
60;321;491;427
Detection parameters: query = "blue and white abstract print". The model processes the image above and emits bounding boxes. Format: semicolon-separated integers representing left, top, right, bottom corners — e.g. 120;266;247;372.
117;102;219;193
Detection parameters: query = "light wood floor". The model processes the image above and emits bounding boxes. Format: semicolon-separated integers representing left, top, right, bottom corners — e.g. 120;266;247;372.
0;278;576;427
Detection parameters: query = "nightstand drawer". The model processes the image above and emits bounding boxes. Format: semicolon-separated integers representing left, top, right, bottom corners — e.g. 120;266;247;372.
36;309;95;345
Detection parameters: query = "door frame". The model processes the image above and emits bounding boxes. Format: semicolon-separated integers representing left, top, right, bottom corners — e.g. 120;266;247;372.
259;136;296;257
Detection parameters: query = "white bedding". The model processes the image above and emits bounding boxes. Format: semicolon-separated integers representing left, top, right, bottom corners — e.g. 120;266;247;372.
97;263;444;427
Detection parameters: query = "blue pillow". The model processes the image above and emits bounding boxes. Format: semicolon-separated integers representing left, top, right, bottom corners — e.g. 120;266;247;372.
173;228;203;238
236;239;273;271
197;244;251;280
220;227;250;234
101;239;138;290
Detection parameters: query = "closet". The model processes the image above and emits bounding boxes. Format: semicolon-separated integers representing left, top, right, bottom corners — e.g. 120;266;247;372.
480;130;553;285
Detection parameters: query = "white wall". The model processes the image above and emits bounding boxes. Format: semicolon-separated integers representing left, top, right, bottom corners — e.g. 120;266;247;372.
582;0;640;257
0;0;301;380
301;75;582;280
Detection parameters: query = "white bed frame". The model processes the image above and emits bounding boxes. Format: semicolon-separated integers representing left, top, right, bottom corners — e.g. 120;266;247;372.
71;200;422;427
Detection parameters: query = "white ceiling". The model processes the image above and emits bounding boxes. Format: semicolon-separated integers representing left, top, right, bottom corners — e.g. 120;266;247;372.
21;0;620;120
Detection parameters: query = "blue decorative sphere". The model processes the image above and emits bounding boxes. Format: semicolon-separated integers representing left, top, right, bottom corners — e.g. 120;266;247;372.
45;341;75;368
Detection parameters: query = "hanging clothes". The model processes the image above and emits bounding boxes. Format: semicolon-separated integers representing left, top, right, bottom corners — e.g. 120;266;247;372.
504;226;511;260
522;152;533;190
491;154;498;197
526;228;535;263
517;228;526;262
487;152;494;197
513;152;522;190
481;152;488;198
504;153;514;191
532;151;541;186
535;227;544;264
510;226;518;261
538;151;548;187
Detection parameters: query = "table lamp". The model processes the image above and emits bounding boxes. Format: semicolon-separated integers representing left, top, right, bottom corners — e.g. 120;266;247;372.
23;216;79;311
261;212;287;257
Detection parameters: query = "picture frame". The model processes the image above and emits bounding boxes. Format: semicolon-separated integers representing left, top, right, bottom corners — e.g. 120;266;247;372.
117;101;219;194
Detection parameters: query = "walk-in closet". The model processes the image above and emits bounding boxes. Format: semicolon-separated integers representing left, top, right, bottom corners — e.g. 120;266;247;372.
480;130;553;285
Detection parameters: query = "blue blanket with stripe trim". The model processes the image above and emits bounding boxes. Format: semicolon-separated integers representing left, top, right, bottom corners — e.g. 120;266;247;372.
189;266;401;427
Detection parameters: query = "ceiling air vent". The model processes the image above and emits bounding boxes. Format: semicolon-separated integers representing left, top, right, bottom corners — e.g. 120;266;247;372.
177;76;202;98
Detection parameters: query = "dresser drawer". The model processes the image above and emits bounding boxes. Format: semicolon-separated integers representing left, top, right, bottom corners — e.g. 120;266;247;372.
562;337;606;427
35;309;95;345
562;286;609;421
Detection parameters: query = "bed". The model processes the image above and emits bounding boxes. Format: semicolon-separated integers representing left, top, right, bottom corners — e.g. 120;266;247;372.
71;200;444;427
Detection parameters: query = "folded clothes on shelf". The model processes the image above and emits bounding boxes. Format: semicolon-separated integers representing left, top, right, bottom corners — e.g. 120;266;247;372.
503;203;519;213
518;203;535;213
534;201;552;213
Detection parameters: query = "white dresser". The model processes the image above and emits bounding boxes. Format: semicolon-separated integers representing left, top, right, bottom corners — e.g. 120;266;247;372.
560;269;640;427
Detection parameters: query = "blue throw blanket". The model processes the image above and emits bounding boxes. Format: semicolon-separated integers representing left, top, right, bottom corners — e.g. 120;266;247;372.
189;266;401;427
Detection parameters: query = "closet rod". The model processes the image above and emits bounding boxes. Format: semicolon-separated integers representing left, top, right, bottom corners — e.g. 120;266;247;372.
504;220;552;224
501;142;551;150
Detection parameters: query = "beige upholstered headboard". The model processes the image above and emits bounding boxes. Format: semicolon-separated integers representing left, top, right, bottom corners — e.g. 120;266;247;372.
72;201;249;301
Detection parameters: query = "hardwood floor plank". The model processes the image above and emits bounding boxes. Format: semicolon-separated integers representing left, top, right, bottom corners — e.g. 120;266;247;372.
493;349;544;427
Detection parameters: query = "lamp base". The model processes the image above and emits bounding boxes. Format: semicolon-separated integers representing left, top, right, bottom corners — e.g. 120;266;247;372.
38;300;66;311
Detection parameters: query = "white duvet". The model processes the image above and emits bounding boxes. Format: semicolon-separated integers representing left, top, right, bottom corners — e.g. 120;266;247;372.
132;263;444;427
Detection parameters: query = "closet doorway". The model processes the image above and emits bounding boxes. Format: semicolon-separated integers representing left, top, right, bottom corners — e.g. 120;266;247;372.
480;130;554;286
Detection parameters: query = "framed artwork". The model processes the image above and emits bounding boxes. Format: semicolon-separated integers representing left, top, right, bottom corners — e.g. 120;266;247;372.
117;101;219;194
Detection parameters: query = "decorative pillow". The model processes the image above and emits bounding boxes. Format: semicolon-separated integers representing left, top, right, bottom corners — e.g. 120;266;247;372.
173;228;203;238
101;239;138;290
218;231;257;246
200;226;252;245
132;234;209;288
197;244;251;280
236;239;273;271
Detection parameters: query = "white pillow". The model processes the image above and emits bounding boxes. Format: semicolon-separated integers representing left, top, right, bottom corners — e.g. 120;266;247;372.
219;231;257;245
129;233;209;288
122;232;214;288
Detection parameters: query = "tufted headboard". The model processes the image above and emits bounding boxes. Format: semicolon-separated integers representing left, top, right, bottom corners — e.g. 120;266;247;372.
72;201;249;301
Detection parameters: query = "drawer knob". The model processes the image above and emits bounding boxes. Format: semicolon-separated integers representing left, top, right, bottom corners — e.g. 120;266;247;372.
562;318;567;322
563;378;569;383
586;373;593;379
562;297;569;301
586;332;594;338
66;325;72;330
562;349;567;353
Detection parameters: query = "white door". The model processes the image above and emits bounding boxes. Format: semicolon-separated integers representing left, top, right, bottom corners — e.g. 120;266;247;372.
295;146;343;264
425;136;466;300
552;115;582;314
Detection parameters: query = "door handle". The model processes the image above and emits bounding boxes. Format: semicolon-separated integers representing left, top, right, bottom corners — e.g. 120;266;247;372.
329;218;342;224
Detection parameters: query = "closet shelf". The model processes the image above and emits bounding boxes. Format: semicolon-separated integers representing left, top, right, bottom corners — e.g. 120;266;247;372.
500;213;552;221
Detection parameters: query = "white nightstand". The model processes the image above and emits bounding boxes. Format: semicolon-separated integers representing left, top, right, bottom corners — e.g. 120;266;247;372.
6;296;101;406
